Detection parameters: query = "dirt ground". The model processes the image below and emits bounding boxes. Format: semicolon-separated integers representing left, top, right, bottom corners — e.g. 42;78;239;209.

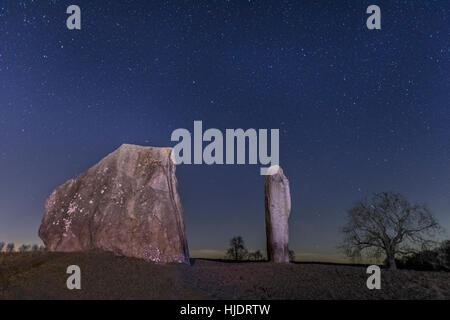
1;251;449;300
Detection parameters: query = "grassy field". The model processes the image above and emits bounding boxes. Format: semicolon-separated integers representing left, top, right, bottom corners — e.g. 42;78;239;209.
1;251;449;299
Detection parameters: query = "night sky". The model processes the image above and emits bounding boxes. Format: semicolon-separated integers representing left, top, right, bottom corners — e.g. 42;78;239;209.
1;0;449;261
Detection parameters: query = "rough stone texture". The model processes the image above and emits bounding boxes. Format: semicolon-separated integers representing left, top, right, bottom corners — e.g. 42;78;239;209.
265;166;291;263
38;144;189;264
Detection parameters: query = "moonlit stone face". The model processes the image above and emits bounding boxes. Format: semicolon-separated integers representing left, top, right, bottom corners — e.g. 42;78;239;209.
39;144;190;264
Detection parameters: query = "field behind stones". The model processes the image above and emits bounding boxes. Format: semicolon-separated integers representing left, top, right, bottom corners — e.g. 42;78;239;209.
1;251;449;300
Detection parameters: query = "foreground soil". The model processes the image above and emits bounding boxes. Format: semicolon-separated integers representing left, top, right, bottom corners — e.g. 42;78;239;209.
1;251;449;299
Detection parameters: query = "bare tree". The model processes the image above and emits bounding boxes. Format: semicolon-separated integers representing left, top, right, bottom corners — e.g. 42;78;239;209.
226;236;248;261
6;243;15;253
341;192;441;270
31;244;40;252
0;242;4;252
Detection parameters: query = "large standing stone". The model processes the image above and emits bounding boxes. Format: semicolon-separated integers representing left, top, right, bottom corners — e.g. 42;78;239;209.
265;165;291;263
38;144;189;264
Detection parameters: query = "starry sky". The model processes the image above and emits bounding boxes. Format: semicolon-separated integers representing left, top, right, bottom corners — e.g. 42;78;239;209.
0;0;449;261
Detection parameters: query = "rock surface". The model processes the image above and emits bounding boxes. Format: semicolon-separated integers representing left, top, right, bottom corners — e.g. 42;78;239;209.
38;144;189;264
265;166;291;263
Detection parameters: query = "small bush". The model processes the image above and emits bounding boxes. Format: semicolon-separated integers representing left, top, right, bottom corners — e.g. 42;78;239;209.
398;241;450;271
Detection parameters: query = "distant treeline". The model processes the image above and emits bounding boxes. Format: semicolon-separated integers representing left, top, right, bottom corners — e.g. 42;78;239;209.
0;242;47;253
224;236;296;262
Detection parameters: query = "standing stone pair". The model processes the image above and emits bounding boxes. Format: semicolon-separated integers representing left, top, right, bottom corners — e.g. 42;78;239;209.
39;144;291;264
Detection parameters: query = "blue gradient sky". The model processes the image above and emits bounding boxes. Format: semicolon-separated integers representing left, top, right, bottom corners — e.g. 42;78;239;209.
0;0;449;261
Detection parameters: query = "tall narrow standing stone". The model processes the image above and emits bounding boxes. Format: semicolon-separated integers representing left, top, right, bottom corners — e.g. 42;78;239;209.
265;165;291;263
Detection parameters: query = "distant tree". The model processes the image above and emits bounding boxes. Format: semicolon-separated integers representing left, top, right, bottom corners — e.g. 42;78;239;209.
0;242;4;252
248;250;264;261
31;244;40;252
341;192;441;270
18;244;31;252
226;236;248;261
6;243;15;253
39;245;47;252
289;249;296;262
